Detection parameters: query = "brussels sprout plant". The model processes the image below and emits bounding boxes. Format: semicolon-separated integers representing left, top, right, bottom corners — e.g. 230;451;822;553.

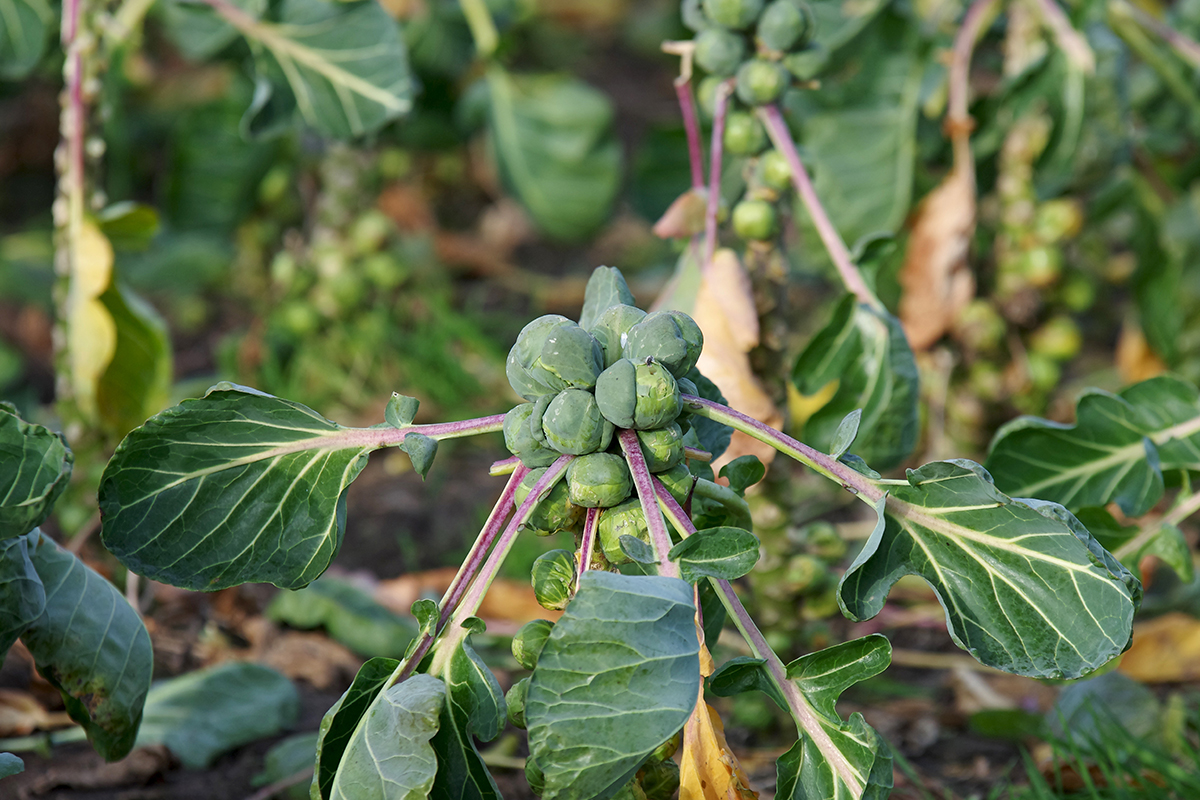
52;263;1139;800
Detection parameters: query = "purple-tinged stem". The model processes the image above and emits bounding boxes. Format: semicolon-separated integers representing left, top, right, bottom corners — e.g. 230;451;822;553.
948;0;1002;125
1030;0;1095;73
618;429;679;578
577;507;600;584
703;80;734;271
682;394;884;503
652;483;868;797
489;454;521;475
757;106;881;310
676;80;706;190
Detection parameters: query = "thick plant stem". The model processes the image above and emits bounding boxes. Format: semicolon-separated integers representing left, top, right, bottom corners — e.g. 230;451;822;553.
577;507;600;583
619;429;679;577
683;395;884;503
758;105;881;311
703;80;734;270
654;485;869;797
676;80;706;190
948;0;1002;126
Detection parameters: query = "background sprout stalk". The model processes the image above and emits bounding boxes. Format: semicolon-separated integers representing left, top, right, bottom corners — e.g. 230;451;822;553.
619;428;680;577
704;79;735;270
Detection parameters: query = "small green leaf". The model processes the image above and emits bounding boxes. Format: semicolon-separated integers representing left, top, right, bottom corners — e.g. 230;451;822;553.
578;266;636;331
681;368;732;462
96;203;161;252
329;673;444;800
829;408;862;460
253;732;319;800
618;534;658;565
401;433;438;479
386;393;420;428
96;282;173;439
792;296;919;471
411;598;438;637
718;455;765;496
668;527;760;583
313;657;399;800
0;531;44;654
527;572;700;800
137;662;299;769
100;385;374;591
266;576;417;659
697;579;726;648
0;0;52;79
0;404;73;539
21;532;152;761
429;633;506;800
486;67;622;242
1139;523;1193;584
0;752;23;779
839;462;1141;679
708;656;786;709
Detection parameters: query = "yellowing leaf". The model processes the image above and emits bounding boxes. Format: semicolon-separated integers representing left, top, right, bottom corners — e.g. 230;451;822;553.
679;700;759;800
66;221;118;418
1118;612;1200;683
692;249;781;470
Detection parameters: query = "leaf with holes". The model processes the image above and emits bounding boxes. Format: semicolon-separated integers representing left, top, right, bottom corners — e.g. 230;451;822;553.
839;462;1141;679
984;376;1200;516
99;384;375;591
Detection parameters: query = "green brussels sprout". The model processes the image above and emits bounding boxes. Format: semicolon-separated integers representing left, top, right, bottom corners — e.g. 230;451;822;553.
506;676;530;728
696;74;725;121
758;149;792;191
681;0;710;31
506;315;573;400
637;423;685;473
579;265;637;330
598;499;650;564
784;553;827;593
703;0;764;29
736;58;789;105
512;619;555;670
723;111;768;155
656;463;695;506
507;315;604;398
756;0;812;51
595;359;683;431
515;469;584;535
611;780;649;800
527;393;555;448
732;198;779;240
525;755;545;796
504;404;559;468
567;453;633;508
639;758;681;800
588;303;647;370
694;28;747;77
623;310;703;379
541;389;614;456
531;549;577;610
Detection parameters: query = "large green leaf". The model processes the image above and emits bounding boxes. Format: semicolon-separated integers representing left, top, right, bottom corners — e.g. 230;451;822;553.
161;0;267;61
328;672;445;800
96;283;173;440
0;531;44;654
429;630;506;800
99;384;373;591
485;67;622;242
0;0;52;79
984;375;1200;516
20;532;152;761
218;0;414;139
136;662;299;768
267;576;416;659
792;296;919;471
0;404;72;539
526;571;700;800
839;462;1140;679
313;657;400;800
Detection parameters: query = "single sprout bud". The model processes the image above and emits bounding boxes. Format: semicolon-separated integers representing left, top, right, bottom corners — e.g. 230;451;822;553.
723;111;768;155
639;758;681;800
759;149;792;191
507;315;573;400
598;499;650;565
588;304;647;370
527;393;555;447
525;755;545;796
703;0;765;29
637;423;685;473
694;28;747;76
682;0;710;31
595;359;683;430
657;463;696;506
531;549;577;610
542;389;614;455
567;453;633;508
756;0;812;51
696;75;724;121
512;619;555;670
736;58;790;105
515;469;584;536
732;198;779;240
504;404;559;468
623;310;703;378
506;676;530;729
528;323;605;393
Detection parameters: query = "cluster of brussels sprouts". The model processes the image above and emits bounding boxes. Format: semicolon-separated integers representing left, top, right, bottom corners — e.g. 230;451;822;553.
681;0;816;243
506;614;681;800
